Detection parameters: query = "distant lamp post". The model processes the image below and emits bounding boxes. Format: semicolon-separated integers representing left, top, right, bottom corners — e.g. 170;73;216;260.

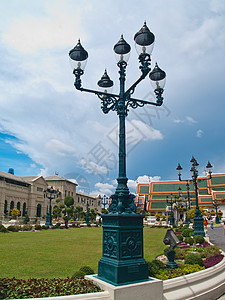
176;164;191;210
206;161;213;179
102;195;109;211
69;22;166;285
176;156;212;236
184;197;189;224
44;186;60;226
176;158;213;236
167;194;175;226
176;163;182;181
213;200;220;224
85;201;89;225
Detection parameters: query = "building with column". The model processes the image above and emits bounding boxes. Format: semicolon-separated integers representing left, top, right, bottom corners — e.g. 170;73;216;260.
135;173;225;219
0;169;102;222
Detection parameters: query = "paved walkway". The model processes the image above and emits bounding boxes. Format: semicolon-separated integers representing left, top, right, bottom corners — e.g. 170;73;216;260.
207;224;225;300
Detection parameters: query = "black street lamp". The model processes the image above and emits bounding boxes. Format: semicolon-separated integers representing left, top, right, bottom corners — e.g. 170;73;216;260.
213;200;220;224
69;22;166;285
44;186;60;226
176;157;213;236
102;195;109;211
166;194;175;226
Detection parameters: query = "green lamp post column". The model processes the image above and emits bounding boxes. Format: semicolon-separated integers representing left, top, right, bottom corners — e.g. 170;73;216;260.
166;195;175;226
190;157;205;236
69;22;166;285
45;187;60;226
85;201;89;225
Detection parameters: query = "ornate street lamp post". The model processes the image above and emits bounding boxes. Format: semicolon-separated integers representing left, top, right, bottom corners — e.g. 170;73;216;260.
190;156;205;236
44;186;60;226
69;22;166;285
177;157;213;236
85;201;89;225
213;200;220;224
166;194;175;226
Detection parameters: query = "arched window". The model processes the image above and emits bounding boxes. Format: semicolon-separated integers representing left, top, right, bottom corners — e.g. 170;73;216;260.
22;203;26;217
36;204;42;217
4;200;7;214
10;201;14;215
17;202;21;216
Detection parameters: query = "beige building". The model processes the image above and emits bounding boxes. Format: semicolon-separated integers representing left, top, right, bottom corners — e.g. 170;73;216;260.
0;170;102;222
75;191;102;212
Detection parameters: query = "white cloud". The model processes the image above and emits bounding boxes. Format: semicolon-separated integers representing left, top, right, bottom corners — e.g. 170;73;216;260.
94;182;116;195
2;3;85;54
173;119;184;124
127;179;138;191
186;116;198;124
80;158;109;175
197;129;203;138
45;139;76;156
136;175;161;183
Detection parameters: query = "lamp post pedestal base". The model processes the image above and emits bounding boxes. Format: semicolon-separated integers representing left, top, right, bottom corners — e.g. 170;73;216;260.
45;214;52;226
98;214;148;285
193;209;205;237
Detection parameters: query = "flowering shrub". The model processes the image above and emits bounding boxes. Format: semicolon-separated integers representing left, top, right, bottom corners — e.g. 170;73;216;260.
199;245;221;258
196;241;210;248
0;277;101;299
204;254;224;268
155;264;205;280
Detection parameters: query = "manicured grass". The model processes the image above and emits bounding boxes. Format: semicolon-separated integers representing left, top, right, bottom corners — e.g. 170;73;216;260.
0;227;166;279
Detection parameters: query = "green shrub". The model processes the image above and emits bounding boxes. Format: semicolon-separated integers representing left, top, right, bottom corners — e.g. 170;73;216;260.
147;261;159;277
7;225;16;231
0;225;7;232
184;237;194;245
72;270;85;278
155;264;205;280
182;228;193;237
175;247;188;260
151;259;165;269
41;225;49;230
200;245;221;258
79;266;94;275
34;224;42;230
194;235;205;244
147;260;164;277
177;234;183;242
184;253;204;267
22;225;33;231
72;266;95;278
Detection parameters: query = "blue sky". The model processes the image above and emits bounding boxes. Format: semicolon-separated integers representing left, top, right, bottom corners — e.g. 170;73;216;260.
0;0;225;195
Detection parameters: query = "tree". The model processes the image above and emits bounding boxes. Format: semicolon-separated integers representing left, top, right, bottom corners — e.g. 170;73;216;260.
74;206;83;221
187;207;207;220
11;208;20;217
89;208;98;222
63;196;74;219
53;199;63;220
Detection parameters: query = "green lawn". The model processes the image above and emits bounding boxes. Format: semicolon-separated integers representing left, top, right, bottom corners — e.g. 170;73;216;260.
0;227;166;279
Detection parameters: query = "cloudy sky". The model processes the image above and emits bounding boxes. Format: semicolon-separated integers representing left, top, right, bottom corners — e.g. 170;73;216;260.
0;0;225;195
